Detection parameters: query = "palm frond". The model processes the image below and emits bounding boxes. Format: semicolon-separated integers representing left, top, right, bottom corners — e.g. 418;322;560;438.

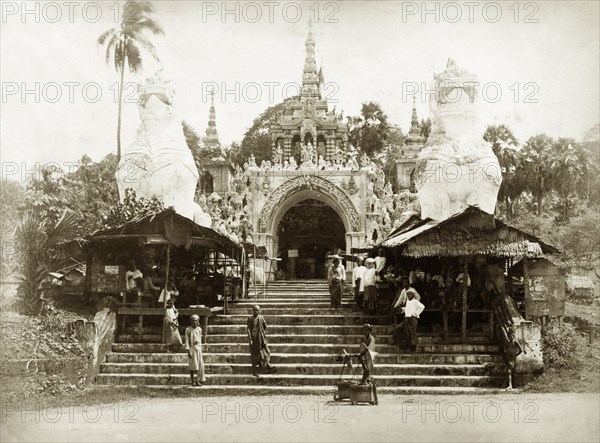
98;28;116;45
104;32;121;65
128;17;165;35
114;41;125;71
130;33;160;61
48;210;80;241
126;43;143;72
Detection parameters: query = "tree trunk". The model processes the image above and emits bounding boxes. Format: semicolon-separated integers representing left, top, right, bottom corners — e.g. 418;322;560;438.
116;52;126;162
537;176;544;216
505;194;511;220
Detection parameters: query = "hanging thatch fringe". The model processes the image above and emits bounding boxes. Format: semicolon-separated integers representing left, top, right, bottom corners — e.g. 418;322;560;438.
379;207;558;258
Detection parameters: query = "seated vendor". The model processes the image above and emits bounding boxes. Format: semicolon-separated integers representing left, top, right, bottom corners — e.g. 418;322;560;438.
143;268;161;298
125;260;143;292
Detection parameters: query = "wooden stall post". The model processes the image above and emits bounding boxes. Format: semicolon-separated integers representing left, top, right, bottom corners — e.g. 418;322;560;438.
507;258;514;297
214;250;218;303
461;257;469;340
253;245;257;299
523;257;529;320
162;244;171;344
83;252;93;304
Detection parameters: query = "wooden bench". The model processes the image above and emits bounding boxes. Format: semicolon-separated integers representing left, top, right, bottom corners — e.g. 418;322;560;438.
118;306;215;342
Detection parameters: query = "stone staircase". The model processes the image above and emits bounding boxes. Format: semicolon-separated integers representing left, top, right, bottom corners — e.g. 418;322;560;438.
97;280;505;394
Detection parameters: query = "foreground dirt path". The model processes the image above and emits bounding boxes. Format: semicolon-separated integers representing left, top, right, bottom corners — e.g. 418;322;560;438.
2;393;599;442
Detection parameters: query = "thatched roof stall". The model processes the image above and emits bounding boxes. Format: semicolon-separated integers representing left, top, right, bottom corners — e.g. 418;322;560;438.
77;209;246;309
380;206;558;259
84;209;240;252
377;206;560;339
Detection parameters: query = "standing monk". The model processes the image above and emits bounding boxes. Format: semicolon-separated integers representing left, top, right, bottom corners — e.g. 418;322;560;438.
184;314;206;386
247;305;274;377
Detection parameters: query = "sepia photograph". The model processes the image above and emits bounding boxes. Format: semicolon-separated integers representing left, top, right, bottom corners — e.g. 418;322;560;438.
1;1;599;441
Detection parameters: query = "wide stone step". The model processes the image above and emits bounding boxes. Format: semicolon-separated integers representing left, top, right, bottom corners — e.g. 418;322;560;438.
96;373;501;387
206;324;495;341
100;362;495;376
117;332;495;347
232;301;356;307
107;352;503;365
204;334;495;346
95;384;506;395
213;314;392;326
225;308;363;315
111;342;501;354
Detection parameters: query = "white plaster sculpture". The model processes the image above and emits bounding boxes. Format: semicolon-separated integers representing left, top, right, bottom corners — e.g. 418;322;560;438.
414;59;502;220
115;72;211;227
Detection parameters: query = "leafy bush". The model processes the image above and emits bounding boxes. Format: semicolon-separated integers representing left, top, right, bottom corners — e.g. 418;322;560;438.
542;320;586;369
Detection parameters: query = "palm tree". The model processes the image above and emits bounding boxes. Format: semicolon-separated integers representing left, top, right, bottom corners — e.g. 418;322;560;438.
483;124;521;218
15;209;80;311
549;138;584;221
522;134;554;216
97;1;164;161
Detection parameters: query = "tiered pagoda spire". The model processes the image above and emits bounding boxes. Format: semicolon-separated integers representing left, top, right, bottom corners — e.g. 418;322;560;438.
301;20;321;101
269;22;348;162
408;96;421;138
203;91;221;152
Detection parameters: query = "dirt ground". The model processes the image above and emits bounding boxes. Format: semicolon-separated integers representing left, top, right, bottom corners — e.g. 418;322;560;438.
2;393;599;442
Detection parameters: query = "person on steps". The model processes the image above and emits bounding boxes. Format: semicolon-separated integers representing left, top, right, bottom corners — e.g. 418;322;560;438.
247;305;275;377
355;323;378;385
504;328;523;390
185;314;206;386
402;289;425;352
164;298;182;353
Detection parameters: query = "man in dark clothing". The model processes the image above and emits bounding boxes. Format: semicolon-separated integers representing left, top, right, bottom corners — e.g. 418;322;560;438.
247;305;275;377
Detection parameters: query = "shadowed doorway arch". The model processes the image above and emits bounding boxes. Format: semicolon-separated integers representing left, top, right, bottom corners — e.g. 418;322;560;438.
277;199;345;279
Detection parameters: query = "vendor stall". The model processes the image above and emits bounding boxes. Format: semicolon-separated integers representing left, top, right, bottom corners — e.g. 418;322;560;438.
374;206;559;340
75;209;246;342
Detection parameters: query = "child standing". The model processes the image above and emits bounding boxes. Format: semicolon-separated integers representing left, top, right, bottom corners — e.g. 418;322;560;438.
164;299;182;352
504;328;523;390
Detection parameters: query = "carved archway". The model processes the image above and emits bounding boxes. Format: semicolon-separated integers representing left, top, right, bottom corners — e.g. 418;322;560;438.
258;176;360;234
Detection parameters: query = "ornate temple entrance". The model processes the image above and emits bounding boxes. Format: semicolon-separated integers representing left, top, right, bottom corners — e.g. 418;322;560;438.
276;199;345;279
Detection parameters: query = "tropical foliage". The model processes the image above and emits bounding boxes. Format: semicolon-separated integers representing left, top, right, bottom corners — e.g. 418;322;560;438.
14;209;79;312
348;102;390;156
98;0;164;160
231;99;293;167
101;188;165;229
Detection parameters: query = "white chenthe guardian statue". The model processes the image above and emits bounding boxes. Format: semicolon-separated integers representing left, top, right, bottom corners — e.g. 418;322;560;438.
414;59;502;220
115;71;211;227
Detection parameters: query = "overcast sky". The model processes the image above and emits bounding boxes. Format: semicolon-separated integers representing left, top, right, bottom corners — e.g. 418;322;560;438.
1;1;599;173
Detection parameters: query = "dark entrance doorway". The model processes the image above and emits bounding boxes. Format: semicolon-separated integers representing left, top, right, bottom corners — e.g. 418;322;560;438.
277;199;345;279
